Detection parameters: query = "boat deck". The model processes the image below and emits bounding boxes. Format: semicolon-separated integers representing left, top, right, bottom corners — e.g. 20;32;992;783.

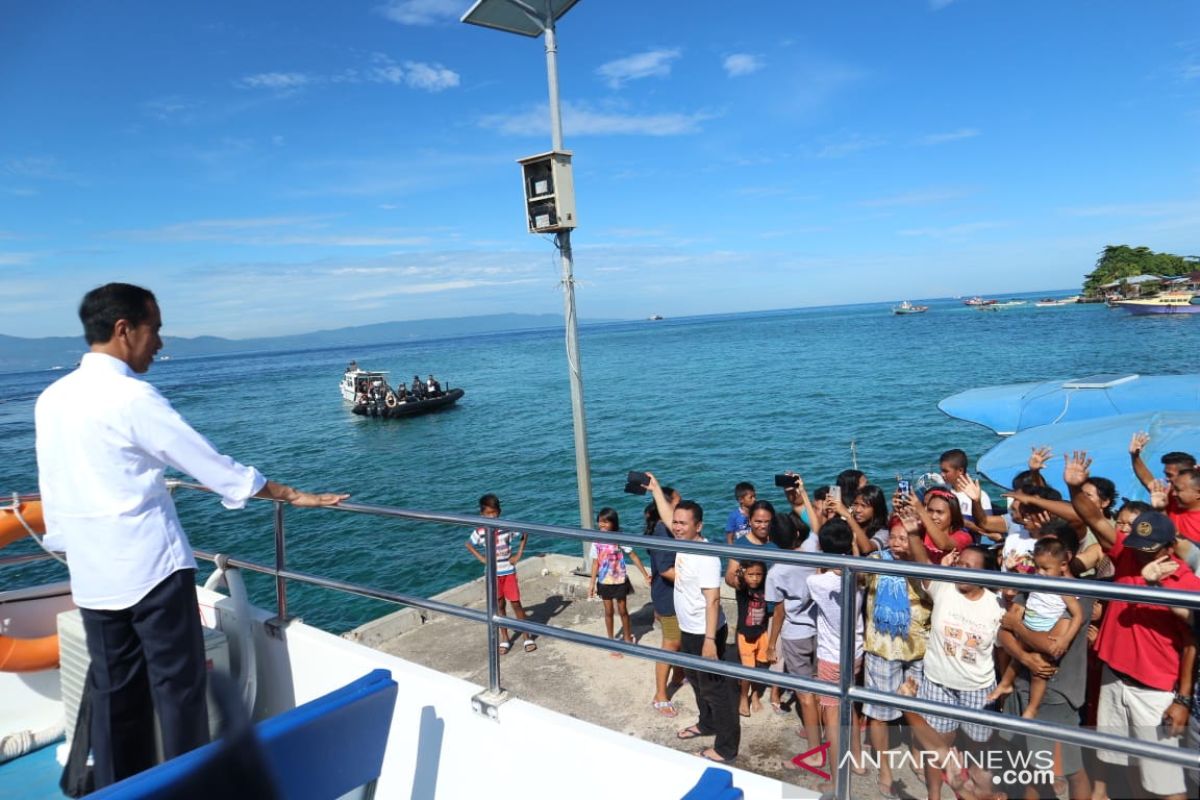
0;740;62;800
349;554;942;799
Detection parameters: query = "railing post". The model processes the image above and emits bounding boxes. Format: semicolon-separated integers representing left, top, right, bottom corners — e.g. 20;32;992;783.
484;522;501;695
273;500;288;620
835;564;857;800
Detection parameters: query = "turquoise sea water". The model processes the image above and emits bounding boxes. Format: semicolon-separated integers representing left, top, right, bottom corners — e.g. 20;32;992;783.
2;295;1195;631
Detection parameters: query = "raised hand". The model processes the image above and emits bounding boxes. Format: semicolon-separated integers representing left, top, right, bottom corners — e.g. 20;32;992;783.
955;474;982;502
1129;431;1150;455
1028;446;1053;471
1140;552;1179;584
1063;451;1092;487
898;505;921;534
1150;479;1170;510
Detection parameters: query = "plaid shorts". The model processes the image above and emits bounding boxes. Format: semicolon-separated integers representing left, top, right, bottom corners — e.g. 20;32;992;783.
862;653;924;722
917;676;995;742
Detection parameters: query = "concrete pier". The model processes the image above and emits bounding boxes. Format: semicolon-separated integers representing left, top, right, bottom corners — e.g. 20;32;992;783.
348;554;979;799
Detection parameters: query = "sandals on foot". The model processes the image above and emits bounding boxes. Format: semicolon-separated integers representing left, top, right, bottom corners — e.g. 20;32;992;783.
652;700;678;718
676;725;707;741
700;748;736;765
498;642;511;655
524;639;537;652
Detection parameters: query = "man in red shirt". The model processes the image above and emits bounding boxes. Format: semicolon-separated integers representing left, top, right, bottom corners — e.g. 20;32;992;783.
1130;434;1200;543
1089;510;1198;800
1164;469;1200;545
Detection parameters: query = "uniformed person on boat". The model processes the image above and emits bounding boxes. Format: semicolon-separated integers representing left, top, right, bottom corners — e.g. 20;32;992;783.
35;282;348;788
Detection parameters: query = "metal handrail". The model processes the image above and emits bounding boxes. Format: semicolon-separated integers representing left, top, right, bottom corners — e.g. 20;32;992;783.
7;484;1199;797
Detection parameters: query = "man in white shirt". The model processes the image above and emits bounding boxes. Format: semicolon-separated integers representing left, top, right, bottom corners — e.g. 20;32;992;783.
671;499;740;764
35;283;347;788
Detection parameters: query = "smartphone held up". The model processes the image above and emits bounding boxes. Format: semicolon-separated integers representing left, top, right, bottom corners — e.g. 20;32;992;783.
624;471;650;495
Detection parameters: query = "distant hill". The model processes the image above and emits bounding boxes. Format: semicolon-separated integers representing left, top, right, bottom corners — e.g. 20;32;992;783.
0;313;608;372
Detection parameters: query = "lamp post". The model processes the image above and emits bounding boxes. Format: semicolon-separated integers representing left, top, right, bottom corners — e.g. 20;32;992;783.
463;1;595;550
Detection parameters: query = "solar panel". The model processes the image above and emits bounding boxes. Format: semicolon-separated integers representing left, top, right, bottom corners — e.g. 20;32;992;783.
461;0;582;37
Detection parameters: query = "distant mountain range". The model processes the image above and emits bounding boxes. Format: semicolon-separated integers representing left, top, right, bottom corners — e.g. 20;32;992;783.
0;313;611;372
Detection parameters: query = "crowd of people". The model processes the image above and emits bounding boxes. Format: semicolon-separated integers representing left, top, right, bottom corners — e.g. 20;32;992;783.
469;442;1200;800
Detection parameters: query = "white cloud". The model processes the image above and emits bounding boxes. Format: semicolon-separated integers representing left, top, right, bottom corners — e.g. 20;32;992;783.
0;252;36;266
480;102;711;137
235;72;311;91
233;57;459;95
142;96;201;122
3;156;69;180
1059;200;1200;218
110;216;431;247
859;187;973;207
916;128;980;146
369;55;459;91
898;221;1007;238
723;54;763;77
375;0;462;26
811;134;885;159
596;48;682;89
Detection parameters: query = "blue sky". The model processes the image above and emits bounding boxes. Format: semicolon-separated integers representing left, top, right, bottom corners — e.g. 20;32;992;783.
2;0;1198;338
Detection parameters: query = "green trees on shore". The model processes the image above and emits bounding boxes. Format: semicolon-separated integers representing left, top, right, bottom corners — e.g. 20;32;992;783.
1081;245;1198;296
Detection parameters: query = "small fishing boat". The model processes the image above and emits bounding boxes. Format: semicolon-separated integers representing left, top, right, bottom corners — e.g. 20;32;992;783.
1034;296;1079;307
1114;291;1200;315
976;300;1026;311
647;314;664;321
962;296;995;306
891;301;929;315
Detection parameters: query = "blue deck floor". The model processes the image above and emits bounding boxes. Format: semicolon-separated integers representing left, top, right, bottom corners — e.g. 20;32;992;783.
0;740;66;800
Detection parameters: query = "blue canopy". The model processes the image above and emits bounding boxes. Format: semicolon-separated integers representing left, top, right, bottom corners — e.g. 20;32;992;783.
977;410;1200;501
939;373;1200;435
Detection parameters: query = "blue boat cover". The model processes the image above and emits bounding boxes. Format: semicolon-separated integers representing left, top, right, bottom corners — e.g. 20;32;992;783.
938;374;1200;435
977;411;1200;501
90;669;397;800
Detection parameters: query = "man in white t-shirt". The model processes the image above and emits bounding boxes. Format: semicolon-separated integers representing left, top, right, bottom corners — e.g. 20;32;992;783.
671;499;740;764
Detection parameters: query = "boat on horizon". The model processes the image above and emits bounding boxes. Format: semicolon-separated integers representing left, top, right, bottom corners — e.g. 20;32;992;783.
1114;291;1200;315
891;301;929;315
648;314;664;321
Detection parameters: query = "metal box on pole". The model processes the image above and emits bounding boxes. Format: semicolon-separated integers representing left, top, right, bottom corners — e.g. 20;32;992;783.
517;150;577;233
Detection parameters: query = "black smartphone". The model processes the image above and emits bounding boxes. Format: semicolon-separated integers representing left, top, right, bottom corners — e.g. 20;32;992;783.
626;471;649;487
623;481;648;495
774;473;798;488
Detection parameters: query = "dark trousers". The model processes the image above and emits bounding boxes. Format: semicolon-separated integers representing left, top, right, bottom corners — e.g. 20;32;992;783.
680;626;740;759
79;569;209;788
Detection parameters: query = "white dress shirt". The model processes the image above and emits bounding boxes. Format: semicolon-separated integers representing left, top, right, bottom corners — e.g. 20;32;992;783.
35;353;266;610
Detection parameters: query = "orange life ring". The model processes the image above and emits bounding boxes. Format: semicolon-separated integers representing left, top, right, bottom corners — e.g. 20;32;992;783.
0;500;62;672
0;500;43;549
